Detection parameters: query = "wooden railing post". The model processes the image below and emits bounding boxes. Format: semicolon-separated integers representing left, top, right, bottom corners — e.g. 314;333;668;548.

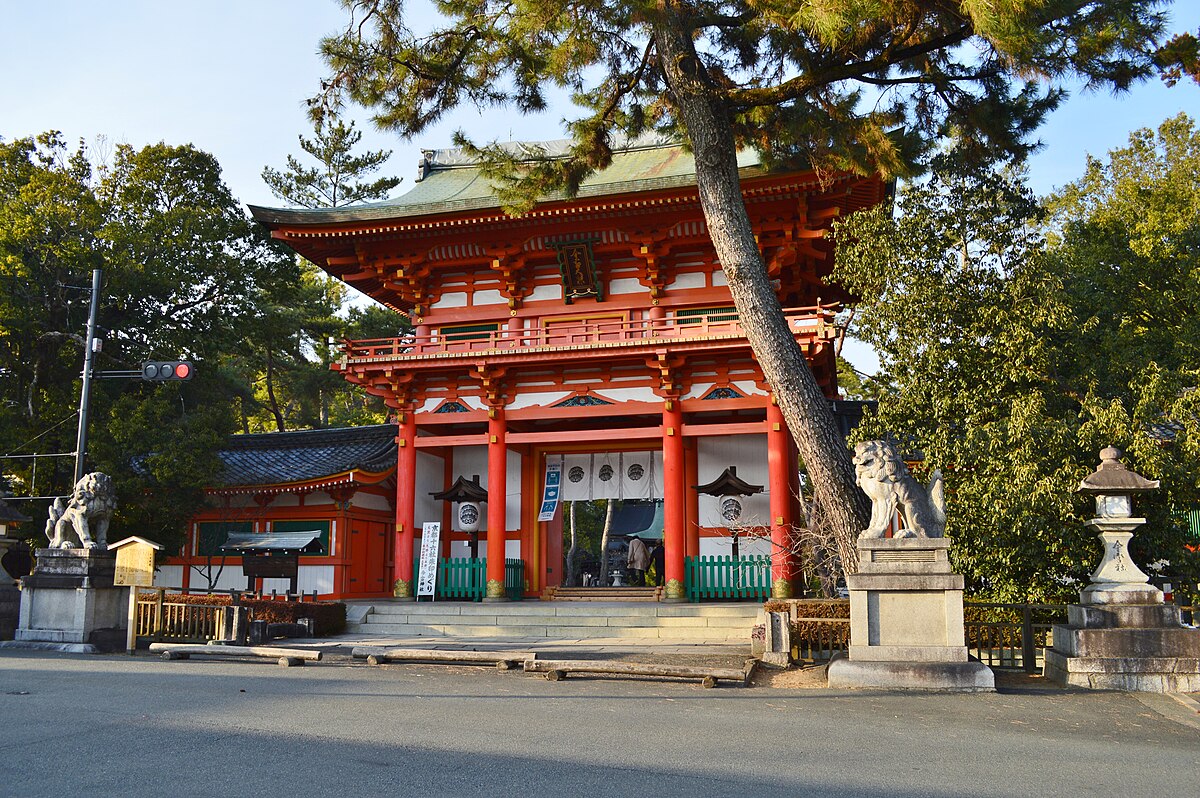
152;587;166;642
1022;604;1037;674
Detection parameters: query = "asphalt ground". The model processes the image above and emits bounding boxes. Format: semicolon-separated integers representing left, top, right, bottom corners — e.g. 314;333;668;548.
2;648;1198;798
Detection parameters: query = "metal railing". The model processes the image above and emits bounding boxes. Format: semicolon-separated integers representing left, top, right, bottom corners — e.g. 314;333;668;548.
342;305;836;361
684;555;771;601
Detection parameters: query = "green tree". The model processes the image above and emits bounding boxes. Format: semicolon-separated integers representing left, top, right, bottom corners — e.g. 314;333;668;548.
262;115;400;208
255;113;406;431
832;121;1200;601
315;0;1185;554
0;134;294;551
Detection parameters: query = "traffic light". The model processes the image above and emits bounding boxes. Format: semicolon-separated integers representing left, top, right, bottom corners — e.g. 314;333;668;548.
141;361;194;381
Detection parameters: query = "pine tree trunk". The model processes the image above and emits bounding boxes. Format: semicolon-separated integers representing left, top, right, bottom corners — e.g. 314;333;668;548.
264;351;287;432
654;6;870;552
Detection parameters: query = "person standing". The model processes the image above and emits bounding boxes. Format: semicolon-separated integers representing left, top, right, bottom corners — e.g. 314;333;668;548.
649;540;665;587
626;534;651;587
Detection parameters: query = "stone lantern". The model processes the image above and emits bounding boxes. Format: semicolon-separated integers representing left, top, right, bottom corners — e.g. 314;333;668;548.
1076;446;1160;603
1043;446;1200;691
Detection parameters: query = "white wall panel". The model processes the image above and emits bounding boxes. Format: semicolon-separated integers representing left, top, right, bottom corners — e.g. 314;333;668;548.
154;565;184;590
473;289;506;306
352;491;392;512
414;450;442;528
697;434;771;527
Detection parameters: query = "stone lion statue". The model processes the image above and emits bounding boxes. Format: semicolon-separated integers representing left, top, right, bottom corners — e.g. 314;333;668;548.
45;472;116;549
852;441;945;539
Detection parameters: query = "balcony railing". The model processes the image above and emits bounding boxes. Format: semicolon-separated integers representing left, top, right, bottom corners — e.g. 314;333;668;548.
342;304;837;361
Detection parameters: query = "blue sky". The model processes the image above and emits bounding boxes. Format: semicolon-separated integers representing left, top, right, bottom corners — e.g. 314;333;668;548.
3;1;1199;371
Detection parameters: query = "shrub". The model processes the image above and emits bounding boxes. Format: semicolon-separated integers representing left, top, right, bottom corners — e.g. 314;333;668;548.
144;593;347;636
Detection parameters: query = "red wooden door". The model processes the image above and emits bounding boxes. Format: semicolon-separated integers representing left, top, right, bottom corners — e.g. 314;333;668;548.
347;520;389;596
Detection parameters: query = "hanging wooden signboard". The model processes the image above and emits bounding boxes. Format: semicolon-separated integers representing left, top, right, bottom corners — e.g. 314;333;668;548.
554;241;602;303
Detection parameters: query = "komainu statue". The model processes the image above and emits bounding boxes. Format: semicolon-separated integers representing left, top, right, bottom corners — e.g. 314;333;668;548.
852;441;945;539
44;472;116;549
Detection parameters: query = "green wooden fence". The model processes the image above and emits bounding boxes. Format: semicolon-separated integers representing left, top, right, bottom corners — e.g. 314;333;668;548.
1189;509;1200;539
415;557;526;601
684;555;771;602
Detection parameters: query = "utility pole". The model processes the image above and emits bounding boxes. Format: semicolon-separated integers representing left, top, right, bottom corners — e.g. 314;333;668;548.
73;268;102;484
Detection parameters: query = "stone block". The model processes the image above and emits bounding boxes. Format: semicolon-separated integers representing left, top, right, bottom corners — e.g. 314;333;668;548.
1067;603;1181;629
848;644;968;663
827;657;994;691
1078;585;1162;605
847;573;964;591
1051;625;1200;658
1043;649;1200;692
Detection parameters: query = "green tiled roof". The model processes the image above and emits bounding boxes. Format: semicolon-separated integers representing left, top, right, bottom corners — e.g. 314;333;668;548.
249;138;765;226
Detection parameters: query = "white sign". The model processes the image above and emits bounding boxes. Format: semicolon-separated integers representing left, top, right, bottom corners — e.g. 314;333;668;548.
416;522;441;599
537;459;563;522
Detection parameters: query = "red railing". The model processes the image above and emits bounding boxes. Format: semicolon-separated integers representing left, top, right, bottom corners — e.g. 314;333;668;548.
342;305;836;361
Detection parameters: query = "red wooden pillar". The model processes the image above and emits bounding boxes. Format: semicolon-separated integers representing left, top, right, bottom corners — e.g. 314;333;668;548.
767;399;796;598
393;411;417;599
662;400;687;601
485;407;509;601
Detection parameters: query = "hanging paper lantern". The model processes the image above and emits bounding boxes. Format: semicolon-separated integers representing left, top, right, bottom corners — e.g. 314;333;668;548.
720;497;744;526
457;501;481;533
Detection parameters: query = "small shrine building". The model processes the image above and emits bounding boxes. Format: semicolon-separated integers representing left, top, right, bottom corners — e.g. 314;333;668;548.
248;138;887;601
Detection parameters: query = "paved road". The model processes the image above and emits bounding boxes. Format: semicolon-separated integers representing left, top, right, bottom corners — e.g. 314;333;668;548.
1;649;1196;798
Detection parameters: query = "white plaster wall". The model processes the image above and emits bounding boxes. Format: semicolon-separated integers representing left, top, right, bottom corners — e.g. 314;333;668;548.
262;565;335;595
508;390;570;410
154;565;184;590
672;272;706;290
528;283;562;302
352;491;392;512
609;277;643;295
270;493;301;508
733;379;766;396
304;492;335;506
711;270;728;287
698;535;771;558
181;564;246;592
473;289;505;306
476;540;522;560
450;446;521;529
437;292;468;309
414;450;442;528
591;386;659;403
697;434;771;527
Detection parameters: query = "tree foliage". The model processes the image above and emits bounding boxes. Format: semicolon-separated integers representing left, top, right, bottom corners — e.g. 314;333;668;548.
255;113;408;432
833;116;1200;601
0;133;296;551
262;115;400;208
315;0;1190;560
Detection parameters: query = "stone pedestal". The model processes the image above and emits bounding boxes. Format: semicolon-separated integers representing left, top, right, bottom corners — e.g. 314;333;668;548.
1044;585;1200;692
9;549;127;652
827;539;994;691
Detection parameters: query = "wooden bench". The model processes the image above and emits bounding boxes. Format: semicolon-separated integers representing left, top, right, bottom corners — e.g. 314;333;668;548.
352;647;536;670
148;643;322;667
523;658;756;687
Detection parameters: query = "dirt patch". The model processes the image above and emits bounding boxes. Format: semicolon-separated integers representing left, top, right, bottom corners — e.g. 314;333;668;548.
754;663;830;688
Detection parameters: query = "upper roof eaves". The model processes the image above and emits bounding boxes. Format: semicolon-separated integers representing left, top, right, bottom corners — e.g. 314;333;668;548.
249;136;766;227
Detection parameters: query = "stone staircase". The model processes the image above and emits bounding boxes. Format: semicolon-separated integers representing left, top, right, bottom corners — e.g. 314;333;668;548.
346;600;760;643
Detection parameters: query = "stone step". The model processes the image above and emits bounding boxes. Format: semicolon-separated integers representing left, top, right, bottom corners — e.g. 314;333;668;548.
346;620;750;641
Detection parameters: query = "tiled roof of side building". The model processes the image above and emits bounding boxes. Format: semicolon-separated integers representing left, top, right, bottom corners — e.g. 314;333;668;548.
248;136;765;226
216;424;398;487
